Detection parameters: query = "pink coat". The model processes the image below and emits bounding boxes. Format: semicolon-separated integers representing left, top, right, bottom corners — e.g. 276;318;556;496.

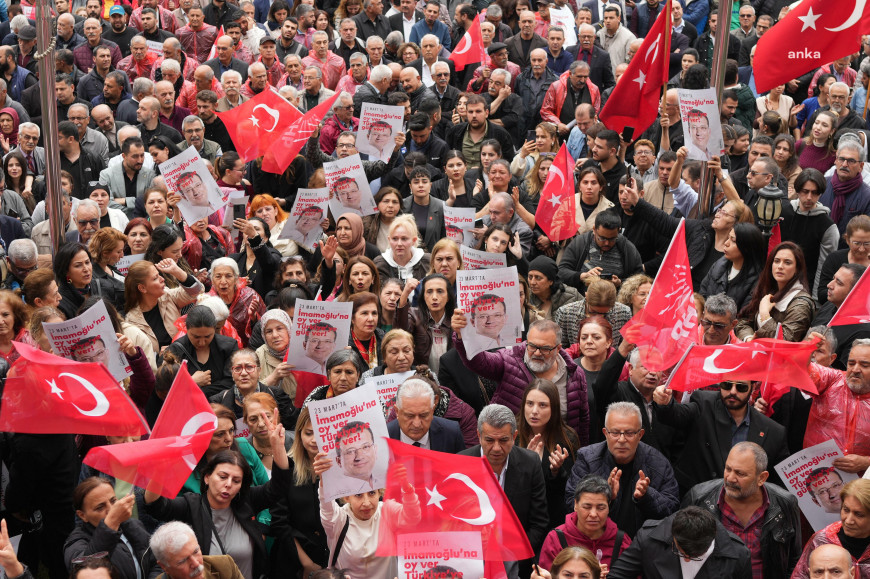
539;514;632;571
804;363;870;457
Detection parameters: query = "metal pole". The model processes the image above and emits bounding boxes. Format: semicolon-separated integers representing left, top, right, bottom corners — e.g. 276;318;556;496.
35;0;63;256
697;0;733;218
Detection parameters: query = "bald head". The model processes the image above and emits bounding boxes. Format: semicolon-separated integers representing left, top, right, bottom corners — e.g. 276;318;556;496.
809;544;854;579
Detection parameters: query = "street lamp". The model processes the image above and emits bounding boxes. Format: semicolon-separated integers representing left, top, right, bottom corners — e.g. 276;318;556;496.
755;184;783;239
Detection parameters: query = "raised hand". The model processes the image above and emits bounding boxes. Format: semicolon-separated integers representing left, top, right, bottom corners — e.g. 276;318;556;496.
634;469;650;499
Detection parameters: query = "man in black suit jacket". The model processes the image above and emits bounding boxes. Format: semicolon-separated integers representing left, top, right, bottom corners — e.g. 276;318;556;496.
504;11;546;71
204;36;249;83
653;381;789;494
388;0;423;40
571;24;615;91
387;377;465;453
460;404;548;579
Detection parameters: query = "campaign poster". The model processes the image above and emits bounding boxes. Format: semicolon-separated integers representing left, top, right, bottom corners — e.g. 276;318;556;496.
398;532;484;579
444;206;476;248
460;245;507;270
115;253;144;277
356;103;405;162
364;370;415;417
145;40;163;58
678;88;725;161
280;188;329;251
307;382;389;500
325;154;378;218
774;439;858;531
159;146;226;224
42;300;133;382
549;6;577;47
286;300;353;376
457;266;523;359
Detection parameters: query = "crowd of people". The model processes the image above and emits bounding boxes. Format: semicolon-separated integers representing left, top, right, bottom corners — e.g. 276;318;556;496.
0;0;868;577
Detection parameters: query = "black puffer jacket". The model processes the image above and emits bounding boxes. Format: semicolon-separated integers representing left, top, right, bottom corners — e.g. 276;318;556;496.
57;276;125;320
64;520;160;579
699;257;760;311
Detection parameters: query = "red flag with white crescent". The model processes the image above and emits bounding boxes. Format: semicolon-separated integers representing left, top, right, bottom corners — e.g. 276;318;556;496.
375;439;533;562
450;17;485;72
261;91;342;174
0;342;150;436
598;0;671;136
535;144;578;242
217;88;303;162
754;0;870;94
828;267;870;327
83;362;217;499
620;219;697;371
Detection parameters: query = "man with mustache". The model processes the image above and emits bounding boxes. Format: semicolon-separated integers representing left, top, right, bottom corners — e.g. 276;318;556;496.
150;521;244;579
654;379;788;495
682;442;801;579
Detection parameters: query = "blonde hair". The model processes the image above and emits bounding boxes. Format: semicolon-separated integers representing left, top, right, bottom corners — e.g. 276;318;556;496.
616;274;653;307
88;228;128;267
387;215;421;247
380;328;413;357
842;479;870;512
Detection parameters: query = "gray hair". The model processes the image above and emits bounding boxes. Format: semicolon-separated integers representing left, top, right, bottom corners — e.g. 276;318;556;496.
165;37;182;52
117;125;142;144
838;136;867;163
150;521;197;564
75;199;100;218
573;475;612;502
396;378;435;409
731;441;768;474
0;78;6;91
131;77;154;98
196;294;230;324
627;348;641;367
312;30;329;42
160;58;181;74
570;60;590;74
18;122;39;137
304;65;322;79
486;4;502;17
333;91;353;110
385;31;403;49
850;338;870;358
604;401;641;427
278;85;298;100
182;115;205;130
739;4;755;14
57;13;76;26
421;33;440;46
477;403;517;434
248;62;267;76
704;293;737;320
860;59;870;77
221;69;243;85
7;239;36;263
130;35;147;46
10;15;28;33
432;61;450;74
528;319;562;345
491;68;511;85
490;190;514;211
69;103;90;117
370;64;392;83
325;349;366;376
366;36;384;48
349;52;368;65
402;66;420;79
210;256;239;277
806;325;838;353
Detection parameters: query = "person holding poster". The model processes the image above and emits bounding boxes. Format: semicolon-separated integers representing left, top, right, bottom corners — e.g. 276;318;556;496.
324;154;379;218
356;103;404;163
456;266;523;358
69;336;112;367
685;109;717;161
287;299;353;376
160;147;226;223
287;206;326;251
678;88;725;162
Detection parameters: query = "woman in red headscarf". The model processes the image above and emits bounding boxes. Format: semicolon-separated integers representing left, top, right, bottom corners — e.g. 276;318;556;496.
0;108;19;155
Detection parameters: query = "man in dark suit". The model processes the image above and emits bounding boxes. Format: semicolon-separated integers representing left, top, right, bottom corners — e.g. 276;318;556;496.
738;14;771;67
388;0;423;40
460;404;548;579
406;34;456;88
353;62;392;117
653;380;789;494
504;10;546;71
571;23;615;91
387;377;465;453
204;35;249;83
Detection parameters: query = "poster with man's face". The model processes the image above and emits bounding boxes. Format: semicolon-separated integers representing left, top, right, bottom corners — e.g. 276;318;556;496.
324;154;378;218
280;188;329;251
678;88;725;162
285;300;353;376
356;103;405;162
457;266;523;359
774;439;858;531
307;383;389;501
159;146;226;224
43;300;132;381
444;205;476;247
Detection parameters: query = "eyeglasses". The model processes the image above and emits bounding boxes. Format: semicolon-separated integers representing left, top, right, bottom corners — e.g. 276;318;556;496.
77;218;99;226
836;156;860;165
699;318;729;331
72;553;110;567
340;442;374;458
434;72;449;77
634;150;653;156
747;170;771;177
720;381;751;393
527;342;558;353
605;428;641;440
813;480;843;498
672;542;705;562
336;143;356;149
231;364;257;373
849;240;870;248
594;232;618;243
19;134;37;142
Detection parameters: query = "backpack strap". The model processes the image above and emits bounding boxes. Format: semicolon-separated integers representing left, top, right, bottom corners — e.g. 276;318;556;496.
611;529;625;563
555;528;568;550
330;516;351;568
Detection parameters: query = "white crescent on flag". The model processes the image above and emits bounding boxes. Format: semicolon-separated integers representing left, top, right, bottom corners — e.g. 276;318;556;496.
701;350;744;374
825;0;866;31
454;32;472;55
60;372;111;417
443;473;497;525
180;412;219;468
252;104;281;132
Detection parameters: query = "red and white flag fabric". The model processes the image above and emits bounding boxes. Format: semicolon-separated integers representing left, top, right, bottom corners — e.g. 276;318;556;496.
261;91;341;174
286;347;329;406
376;440;533;563
828;267;870;327
620;219;697;371
83;362;217;499
217;88;302;162
753;0;870;94
206;25;224;61
0;342;149;436
535;144;578;242
767;222;781;257
598;0;671;136
449;18;485;72
665;337;819;395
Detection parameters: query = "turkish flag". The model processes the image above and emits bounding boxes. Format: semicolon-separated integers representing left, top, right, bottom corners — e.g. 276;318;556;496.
754;0;870;94
535;145;578;242
620;219;697;371
767;222;781;257
0;342;149;436
828;267;870;327
375;439;533;562
217;88;302;162
665;338;819;395
261;91;341;174
450;18;485;72
598;0;671;137
83;362;217;499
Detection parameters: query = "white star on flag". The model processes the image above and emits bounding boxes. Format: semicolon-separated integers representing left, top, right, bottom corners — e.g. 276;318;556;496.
249;115;260;127
548;194;562;208
633;70;646;89
47;379;64;400
426;485;447;509
798;7;821;32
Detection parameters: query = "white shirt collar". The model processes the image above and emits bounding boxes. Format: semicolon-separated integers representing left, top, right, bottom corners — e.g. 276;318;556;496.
400;429;430;449
481;447;510;487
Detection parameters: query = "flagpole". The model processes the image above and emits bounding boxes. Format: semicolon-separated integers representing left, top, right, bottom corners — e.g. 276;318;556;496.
658;1;673;114
663;343;694;390
698;0;734;218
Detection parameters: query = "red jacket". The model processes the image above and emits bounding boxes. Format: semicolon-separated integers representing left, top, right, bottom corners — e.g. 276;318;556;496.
541;70;601;125
792;521;870;579
805;363;870;457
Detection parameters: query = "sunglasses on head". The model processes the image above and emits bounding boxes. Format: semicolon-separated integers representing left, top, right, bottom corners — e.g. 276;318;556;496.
719;381;751;393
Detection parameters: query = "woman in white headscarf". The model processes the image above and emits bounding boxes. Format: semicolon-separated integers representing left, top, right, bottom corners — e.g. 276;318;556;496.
256;308;298;400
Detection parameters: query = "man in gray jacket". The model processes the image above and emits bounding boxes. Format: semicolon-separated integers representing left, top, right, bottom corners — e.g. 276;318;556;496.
99;136;156;217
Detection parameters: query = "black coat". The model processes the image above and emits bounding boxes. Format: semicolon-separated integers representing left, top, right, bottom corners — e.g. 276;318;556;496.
57;277;125;320
655;390;789;493
699;257;760;311
436;347;494;415
445;121;515;163
64;520;160;579
608;511;752;579
682;479;801;579
165;334;239;398
209;382;298;432
268;459;329;573
231;238;282;301
387;416;465;453
557;231;643;291
565;44;615;91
